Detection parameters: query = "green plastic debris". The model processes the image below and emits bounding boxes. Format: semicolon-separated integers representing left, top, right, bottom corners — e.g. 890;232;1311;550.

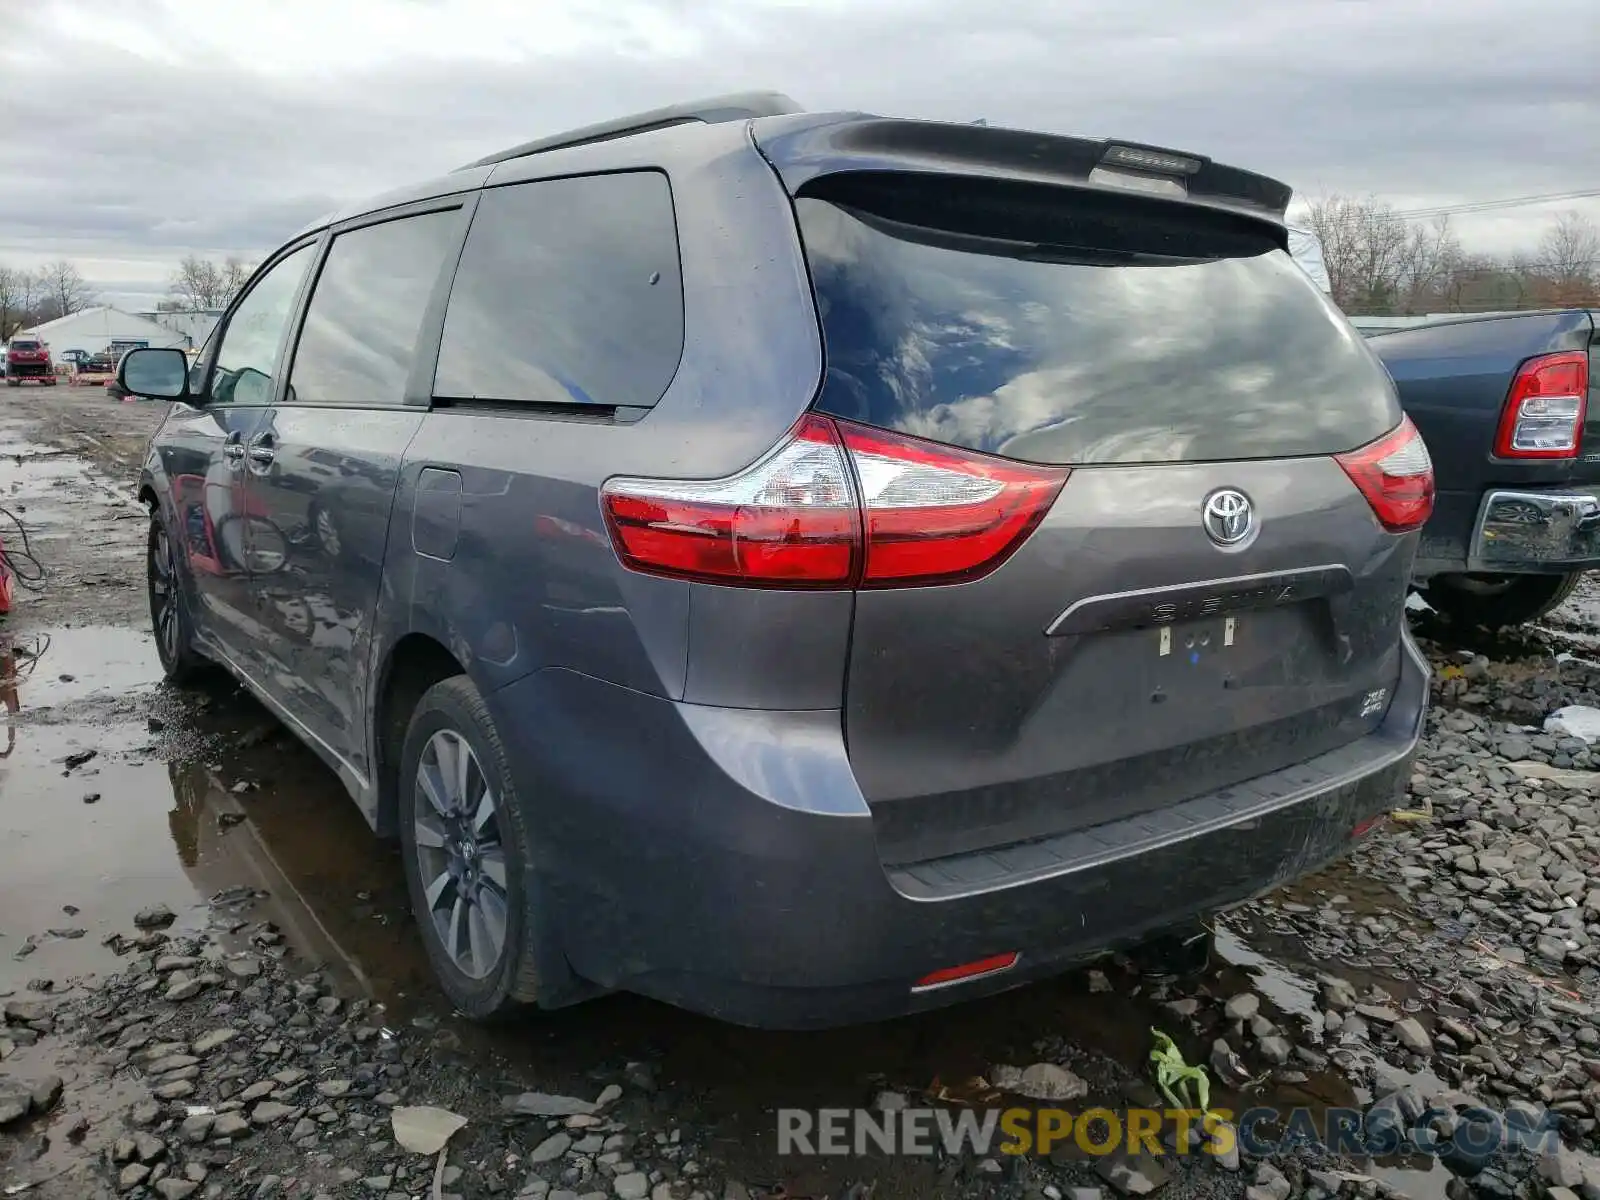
1149;1028;1211;1114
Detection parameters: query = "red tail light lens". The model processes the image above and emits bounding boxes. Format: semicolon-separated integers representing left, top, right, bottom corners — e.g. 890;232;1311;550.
1494;351;1588;459
600;414;859;588
838;421;1068;587
1335;415;1434;533
600;416;1069;589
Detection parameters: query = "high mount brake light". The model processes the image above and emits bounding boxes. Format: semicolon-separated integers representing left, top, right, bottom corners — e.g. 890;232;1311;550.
599;416;1069;589
1334;415;1434;534
1495;351;1588;459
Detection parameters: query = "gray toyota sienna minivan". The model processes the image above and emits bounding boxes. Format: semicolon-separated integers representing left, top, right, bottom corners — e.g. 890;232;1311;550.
122;93;1432;1028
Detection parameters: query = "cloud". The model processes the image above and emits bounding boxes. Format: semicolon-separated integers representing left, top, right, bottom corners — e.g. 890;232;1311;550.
1;0;1595;299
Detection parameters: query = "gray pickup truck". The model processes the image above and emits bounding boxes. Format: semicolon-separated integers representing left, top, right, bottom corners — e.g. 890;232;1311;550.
1365;309;1599;627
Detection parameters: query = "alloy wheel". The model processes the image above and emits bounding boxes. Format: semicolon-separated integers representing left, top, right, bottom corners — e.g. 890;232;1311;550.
412;729;510;980
149;524;179;662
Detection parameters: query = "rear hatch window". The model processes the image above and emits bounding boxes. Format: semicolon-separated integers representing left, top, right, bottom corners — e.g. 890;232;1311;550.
796;174;1397;465
9;342;40;351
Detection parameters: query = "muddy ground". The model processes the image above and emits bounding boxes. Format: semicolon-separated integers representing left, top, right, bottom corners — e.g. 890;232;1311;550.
3;387;1600;1200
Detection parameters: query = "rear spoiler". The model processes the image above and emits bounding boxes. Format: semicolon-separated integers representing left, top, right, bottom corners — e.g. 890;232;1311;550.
751;113;1293;225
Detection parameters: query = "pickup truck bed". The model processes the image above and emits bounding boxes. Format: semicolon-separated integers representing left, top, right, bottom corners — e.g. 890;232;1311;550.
1368;309;1599;627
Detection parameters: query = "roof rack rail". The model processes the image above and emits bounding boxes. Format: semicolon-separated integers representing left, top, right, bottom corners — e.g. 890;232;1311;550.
456;91;804;171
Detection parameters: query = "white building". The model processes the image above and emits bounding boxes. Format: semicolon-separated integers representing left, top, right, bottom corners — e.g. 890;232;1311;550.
139;308;223;350
20;306;192;355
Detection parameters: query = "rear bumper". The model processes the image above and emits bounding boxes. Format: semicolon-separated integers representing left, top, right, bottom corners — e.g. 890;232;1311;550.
1468;488;1600;573
494;634;1428;1029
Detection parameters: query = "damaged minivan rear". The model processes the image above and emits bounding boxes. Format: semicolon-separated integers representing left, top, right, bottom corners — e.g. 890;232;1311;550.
133;96;1429;1029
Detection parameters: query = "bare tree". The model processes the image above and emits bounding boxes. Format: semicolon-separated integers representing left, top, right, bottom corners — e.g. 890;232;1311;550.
1301;194;1413;314
0;266;24;339
36;260;96;320
168;255;255;310
219;257;252;305
1537;211;1599;302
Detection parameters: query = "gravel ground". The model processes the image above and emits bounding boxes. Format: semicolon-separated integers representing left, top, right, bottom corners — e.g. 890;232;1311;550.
5;389;1600;1200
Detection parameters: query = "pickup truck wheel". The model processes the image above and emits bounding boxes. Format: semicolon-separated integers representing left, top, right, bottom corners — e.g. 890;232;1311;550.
1426;571;1585;629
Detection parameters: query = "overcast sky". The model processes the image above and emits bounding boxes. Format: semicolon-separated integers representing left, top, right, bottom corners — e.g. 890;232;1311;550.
3;0;1596;310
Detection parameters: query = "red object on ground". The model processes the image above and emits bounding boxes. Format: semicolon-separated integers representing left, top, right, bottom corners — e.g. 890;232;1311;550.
0;532;12;616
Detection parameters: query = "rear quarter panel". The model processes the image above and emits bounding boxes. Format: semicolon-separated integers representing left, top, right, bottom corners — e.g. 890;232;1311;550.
371;123;839;712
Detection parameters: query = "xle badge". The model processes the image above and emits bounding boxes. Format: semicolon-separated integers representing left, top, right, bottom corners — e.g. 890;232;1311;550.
1360;688;1389;718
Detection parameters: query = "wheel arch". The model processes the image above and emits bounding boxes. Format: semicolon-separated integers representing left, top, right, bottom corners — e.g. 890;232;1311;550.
371;632;467;839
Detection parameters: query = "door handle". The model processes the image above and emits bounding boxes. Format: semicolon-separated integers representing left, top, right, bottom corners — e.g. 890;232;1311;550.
222;443;245;464
246;434;276;471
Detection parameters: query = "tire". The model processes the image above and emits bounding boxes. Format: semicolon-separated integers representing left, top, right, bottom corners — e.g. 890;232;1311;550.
5;380;18;389
398;675;542;1018
147;513;208;684
1425;571;1585;630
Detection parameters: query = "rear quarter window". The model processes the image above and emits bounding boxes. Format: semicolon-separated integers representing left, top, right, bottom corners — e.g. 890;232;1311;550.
434;170;684;408
798;179;1398;465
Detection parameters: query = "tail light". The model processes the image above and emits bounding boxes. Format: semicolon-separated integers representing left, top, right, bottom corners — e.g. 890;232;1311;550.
600;416;1069;589
1494;351;1588;459
1335;415;1434;533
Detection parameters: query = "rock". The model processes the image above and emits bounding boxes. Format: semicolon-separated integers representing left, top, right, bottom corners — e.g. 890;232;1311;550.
1206;1120;1241;1171
1225;993;1261;1021
156;1182;199;1200
502;1091;597;1117
1254;1162;1293;1200
391;1104;467;1154
1097;1150;1172;1195
118;1164;151;1192
1394;1017;1433;1054
1258;1035;1293;1065
614;1175;650;1200
990;1062;1088;1101
213;1112;250;1140
134;904;177;930
153;1079;194;1100
191;1028;237;1055
4;999;50;1024
317;1079;352;1098
1539;1147;1591;1189
180;1113;215;1143
0;1083;31;1126
595;1083;623;1109
164;977;206;1002
530;1132;572;1163
250;1101;295;1125
224;956;262;979
28;1074;62;1112
129;1100;161;1127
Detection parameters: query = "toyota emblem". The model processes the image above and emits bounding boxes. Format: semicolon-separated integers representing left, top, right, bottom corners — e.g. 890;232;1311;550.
1202;489;1254;546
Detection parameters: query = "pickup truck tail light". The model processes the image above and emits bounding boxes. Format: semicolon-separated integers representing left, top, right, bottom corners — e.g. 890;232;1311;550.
1336;415;1434;533
600;415;1068;588
1495;351;1588;459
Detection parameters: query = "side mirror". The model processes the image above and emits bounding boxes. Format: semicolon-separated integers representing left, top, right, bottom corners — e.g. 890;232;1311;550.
119;347;191;400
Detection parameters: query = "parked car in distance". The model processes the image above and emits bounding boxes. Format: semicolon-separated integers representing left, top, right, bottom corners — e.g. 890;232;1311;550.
1368;310;1599;627
5;338;55;386
121;93;1432;1029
